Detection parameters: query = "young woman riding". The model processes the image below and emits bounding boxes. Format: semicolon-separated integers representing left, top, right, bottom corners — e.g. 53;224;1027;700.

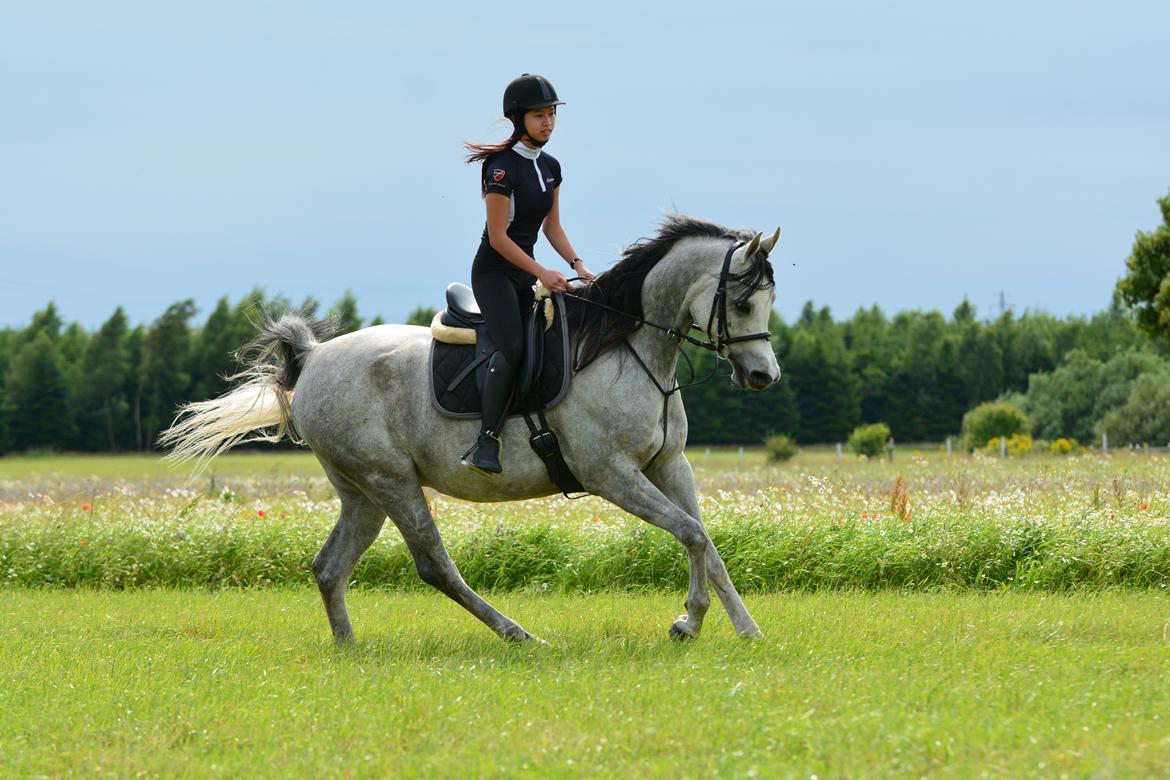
461;73;595;475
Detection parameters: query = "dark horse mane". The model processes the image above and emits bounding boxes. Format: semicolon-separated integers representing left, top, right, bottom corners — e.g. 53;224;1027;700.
566;214;775;370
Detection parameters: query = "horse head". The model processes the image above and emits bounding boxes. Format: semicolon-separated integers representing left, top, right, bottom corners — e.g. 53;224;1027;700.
689;227;782;390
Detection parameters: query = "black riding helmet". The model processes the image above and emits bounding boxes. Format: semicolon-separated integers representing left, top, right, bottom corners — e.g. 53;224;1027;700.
502;73;564;116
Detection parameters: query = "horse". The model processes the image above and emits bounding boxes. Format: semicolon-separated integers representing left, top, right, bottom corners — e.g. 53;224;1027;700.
162;214;782;643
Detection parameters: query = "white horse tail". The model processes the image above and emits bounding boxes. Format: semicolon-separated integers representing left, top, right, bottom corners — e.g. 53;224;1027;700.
160;312;338;473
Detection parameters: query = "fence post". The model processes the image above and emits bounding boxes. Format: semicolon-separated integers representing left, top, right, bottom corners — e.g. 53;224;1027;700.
946;436;952;456
836;442;842;462
1102;432;1109;455
1000;435;1007;458
737;446;744;466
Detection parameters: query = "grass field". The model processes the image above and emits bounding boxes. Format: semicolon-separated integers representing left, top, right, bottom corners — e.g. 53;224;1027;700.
3;449;1170;777
3;589;1169;778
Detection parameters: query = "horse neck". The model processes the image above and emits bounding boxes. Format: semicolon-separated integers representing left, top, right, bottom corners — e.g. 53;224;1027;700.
627;238;719;379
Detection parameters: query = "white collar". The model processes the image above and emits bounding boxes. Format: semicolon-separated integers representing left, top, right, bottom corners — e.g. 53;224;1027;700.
512;141;542;160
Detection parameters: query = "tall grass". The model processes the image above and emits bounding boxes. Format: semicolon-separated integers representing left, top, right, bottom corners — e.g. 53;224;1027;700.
3;451;1169;591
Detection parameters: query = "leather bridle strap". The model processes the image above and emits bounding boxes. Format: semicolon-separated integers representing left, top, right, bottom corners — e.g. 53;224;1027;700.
702;240;773;355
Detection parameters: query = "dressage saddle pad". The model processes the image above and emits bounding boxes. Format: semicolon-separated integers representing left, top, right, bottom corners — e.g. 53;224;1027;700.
428;286;572;420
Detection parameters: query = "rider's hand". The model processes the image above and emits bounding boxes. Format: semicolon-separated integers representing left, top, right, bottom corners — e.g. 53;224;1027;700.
572;261;597;282
537;267;569;294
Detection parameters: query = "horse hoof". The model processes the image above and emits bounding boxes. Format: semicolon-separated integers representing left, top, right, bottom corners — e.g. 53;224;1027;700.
501;625;545;644
737;628;764;640
669;619;698;641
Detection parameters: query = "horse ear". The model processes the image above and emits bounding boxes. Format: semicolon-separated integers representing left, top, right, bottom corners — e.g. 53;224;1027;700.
742;232;762;261
761;227;781;254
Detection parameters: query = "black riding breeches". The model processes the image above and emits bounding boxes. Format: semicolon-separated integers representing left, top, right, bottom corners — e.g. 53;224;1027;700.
470;266;536;370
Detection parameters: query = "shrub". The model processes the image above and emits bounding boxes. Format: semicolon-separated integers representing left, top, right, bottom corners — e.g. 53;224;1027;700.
985;433;1034;457
848;422;891;458
763;434;798;462
962;401;1030;451
1049;437;1081;455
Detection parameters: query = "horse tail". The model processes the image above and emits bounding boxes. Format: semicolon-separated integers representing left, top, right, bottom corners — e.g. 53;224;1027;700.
160;311;338;473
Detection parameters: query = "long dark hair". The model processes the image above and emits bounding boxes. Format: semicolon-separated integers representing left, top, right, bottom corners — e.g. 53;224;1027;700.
463;113;525;186
567;214;770;370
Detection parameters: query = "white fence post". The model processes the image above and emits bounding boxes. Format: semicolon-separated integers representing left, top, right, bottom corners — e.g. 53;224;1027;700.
946;436;952;456
1000;435;1007;458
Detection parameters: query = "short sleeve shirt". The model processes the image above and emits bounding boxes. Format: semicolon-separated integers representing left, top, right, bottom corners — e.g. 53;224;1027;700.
478;148;563;254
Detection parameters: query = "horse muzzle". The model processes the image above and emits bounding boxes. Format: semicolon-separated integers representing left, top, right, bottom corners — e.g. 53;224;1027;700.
730;358;780;390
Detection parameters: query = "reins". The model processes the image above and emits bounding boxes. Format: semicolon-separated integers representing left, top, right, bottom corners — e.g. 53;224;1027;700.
559;239;774;471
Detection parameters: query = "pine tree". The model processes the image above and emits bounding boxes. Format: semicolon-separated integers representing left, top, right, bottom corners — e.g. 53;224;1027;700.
139;301;197;449
330;291;363;335
4;332;73;450
76;308;131;451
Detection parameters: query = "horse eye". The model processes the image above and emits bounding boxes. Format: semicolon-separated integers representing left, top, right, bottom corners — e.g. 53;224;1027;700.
735;302;752;315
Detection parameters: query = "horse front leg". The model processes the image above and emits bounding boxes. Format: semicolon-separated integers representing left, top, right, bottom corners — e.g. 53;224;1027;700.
587;461;713;639
647;454;762;639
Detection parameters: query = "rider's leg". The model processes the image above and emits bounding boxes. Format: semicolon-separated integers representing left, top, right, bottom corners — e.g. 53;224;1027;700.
462;350;514;474
464;270;532;474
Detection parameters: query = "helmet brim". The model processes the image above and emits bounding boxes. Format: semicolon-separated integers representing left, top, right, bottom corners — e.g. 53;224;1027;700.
519;100;565;111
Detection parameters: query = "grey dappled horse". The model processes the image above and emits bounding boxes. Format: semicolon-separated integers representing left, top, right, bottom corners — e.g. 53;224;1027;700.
163;215;782;643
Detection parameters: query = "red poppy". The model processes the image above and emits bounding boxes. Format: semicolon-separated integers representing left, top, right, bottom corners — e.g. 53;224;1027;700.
257;510;266;517
83;504;91;511
80;539;88;546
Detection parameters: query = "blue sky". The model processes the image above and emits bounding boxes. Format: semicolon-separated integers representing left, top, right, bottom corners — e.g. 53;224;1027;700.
2;1;1168;330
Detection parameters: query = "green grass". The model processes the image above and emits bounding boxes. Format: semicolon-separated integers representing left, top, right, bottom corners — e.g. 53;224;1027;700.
4;450;1170;592
3;589;1168;778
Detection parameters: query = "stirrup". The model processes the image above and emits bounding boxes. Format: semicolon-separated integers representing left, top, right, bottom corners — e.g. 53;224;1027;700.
461;431;503;476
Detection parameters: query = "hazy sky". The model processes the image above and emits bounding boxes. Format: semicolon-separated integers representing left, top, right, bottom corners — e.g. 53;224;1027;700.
3;1;1168;330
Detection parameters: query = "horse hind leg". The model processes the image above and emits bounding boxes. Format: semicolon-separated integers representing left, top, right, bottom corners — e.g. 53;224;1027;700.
363;475;541;643
312;484;387;643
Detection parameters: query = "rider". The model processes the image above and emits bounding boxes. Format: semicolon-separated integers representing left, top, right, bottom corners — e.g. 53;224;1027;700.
460;73;595;475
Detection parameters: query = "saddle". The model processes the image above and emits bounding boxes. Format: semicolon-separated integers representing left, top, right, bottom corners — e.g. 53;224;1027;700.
428;282;583;496
428;282;569;418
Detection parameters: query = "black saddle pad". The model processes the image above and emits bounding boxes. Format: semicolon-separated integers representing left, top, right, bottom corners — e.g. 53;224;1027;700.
429;295;572;419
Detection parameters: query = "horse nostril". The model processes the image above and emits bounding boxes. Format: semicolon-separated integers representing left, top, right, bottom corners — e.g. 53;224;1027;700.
748;369;774;388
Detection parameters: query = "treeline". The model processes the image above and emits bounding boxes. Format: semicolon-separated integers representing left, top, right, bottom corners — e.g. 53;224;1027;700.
0;290;378;454
0;290;1162;453
680;298;1163;445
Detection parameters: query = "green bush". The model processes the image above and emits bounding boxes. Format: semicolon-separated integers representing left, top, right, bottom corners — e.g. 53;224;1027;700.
763;434;798;462
848;423;891;458
962;401;1030;452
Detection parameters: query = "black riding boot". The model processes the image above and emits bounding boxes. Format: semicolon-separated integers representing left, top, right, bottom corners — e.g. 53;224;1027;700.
461;351;514;475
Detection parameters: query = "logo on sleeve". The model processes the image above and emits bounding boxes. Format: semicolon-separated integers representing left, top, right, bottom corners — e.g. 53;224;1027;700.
492;169;506;183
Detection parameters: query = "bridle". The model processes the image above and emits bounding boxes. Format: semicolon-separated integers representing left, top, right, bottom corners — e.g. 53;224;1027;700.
560;238;775;471
700;240;775;355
